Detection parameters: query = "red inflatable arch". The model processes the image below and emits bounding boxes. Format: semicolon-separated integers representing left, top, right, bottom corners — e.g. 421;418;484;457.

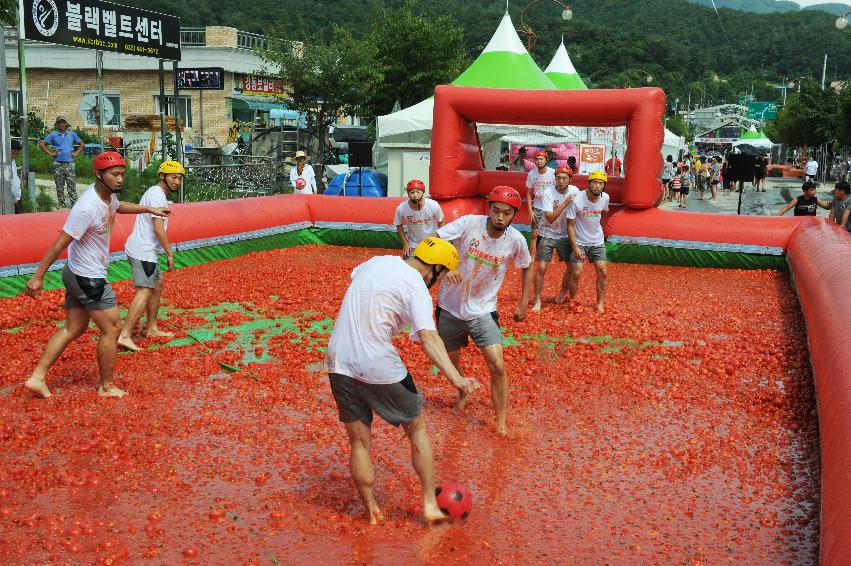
429;85;665;209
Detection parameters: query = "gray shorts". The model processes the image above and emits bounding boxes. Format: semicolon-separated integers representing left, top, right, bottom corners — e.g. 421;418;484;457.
62;264;117;310
531;207;544;228
436;307;502;352
537;236;571;262
329;372;424;427
569;244;607;264
129;256;162;289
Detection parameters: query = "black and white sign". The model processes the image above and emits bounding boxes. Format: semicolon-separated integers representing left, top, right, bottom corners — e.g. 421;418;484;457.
24;0;181;61
176;68;225;90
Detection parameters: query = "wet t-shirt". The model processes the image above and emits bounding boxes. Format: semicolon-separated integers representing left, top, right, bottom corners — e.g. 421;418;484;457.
794;195;818;216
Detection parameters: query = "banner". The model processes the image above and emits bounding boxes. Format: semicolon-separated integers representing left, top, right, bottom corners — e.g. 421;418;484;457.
24;0;181;60
579;144;606;175
747;102;777;121
234;74;285;97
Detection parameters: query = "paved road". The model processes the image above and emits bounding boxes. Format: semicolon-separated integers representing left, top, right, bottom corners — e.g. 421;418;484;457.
658;176;836;218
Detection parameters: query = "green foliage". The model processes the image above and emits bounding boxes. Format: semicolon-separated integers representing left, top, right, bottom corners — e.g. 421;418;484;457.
34;187;56;212
686;0;799;14
666;115;692;141
73;129;99;145
774;80;838;147
9;109;46;140
0;0;16;26
834;87;851;147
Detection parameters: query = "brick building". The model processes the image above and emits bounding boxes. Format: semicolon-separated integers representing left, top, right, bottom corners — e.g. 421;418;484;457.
4;26;294;151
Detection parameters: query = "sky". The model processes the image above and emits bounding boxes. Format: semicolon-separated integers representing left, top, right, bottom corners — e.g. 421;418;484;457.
794;0;851;6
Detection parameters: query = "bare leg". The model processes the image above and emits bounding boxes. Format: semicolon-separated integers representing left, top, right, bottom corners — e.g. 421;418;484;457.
88;307;125;397
344;420;383;525
24;307;90;398
531;259;549;311
568;261;584;301
556;264;570;303
401;415;446;524
145;278;172;337
594;261;608;314
118;287;152;351
447;349;472;411
528;229;538;275
480;344;509;435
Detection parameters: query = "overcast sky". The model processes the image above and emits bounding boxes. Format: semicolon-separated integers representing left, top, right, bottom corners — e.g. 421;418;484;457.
794;0;851;6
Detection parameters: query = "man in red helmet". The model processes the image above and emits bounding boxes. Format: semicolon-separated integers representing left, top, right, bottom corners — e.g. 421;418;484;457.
436;186;533;435
525;150;555;258
531;166;579;311
393;179;444;258
22;152;171;399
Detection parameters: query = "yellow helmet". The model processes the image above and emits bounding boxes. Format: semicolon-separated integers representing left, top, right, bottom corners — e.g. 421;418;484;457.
412;237;459;271
588;170;608;184
158;161;186;176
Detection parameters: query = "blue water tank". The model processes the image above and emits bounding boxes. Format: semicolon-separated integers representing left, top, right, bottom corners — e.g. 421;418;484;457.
324;169;388;197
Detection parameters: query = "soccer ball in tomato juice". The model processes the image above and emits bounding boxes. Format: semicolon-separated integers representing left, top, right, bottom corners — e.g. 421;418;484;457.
435;481;472;520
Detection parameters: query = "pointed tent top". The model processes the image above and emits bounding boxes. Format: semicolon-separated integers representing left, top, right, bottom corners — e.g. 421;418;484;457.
482;12;527;55
740;125;767;140
544;41;587;90
452;12;556;90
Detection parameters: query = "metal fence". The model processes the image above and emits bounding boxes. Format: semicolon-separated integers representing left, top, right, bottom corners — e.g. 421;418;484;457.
183;155;281;201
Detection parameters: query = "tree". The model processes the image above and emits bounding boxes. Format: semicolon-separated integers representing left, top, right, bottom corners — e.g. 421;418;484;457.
835;87;851;148
261;27;381;165
364;0;467;117
0;0;16;26
774;80;837;147
666;115;691;141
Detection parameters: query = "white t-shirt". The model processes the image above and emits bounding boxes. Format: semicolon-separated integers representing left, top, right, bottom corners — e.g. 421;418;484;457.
10;159;20;201
125;185;169;262
525;167;555;209
63;184;119;279
290;164;316;194
393;198;444;248
806;160;818;176
566;191;610;247
538;185;580;239
437;215;531;321
326;256;435;385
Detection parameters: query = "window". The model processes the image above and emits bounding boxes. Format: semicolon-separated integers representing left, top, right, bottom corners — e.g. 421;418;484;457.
82;92;121;127
154;95;192;128
8;90;20;111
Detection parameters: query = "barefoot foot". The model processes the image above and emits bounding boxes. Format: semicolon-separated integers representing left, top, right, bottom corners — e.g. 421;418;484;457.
146;328;174;338
24;376;52;399
454;390;472;411
97;384;127;398
530;299;542;312
555;292;567;304
117;336;141;352
595;303;605;314
423;501;449;525
496;420;508;436
366;504;385;526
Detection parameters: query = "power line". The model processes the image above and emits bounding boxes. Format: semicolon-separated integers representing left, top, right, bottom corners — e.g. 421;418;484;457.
710;0;740;67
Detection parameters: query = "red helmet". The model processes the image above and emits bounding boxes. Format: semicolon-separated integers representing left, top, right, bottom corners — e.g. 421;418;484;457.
533;150;548;159
555;165;573;176
93;151;126;172
487;186;521;209
406;179;426;191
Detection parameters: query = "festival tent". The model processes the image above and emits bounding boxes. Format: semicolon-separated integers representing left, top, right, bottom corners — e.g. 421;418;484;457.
733;126;774;150
544;40;587;90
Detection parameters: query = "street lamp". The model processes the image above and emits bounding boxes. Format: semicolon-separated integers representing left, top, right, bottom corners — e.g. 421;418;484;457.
517;0;573;52
623;69;653;88
835;10;850;30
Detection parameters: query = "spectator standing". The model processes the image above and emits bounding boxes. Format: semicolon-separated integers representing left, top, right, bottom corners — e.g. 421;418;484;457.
753;153;768;192
513;147;527;172
661;155;674;200
828;180;851;231
10;139;22;214
678;165;693;208
605;152;623;176
805;156;819;184
290;150;316;194
39;116;84;208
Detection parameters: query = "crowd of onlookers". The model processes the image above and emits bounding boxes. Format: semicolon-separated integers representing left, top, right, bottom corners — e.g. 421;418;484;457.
660;151;770;208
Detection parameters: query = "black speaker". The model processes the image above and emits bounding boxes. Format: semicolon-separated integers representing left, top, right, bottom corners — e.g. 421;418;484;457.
348;141;373;167
726;154;756;182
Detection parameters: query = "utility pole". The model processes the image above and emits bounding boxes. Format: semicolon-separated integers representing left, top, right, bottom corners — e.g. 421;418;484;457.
17;0;31;204
821;53;827;90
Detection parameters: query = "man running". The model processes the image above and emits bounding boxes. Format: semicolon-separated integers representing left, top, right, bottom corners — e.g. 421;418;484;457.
532;166;579;311
326;237;479;525
118;161;184;351
23;152;170;398
525;150;555;257
436;186;533;435
566;170;611;314
393;179;444;258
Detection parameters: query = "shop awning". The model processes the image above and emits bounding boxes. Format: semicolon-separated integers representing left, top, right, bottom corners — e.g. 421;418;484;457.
229;96;290;112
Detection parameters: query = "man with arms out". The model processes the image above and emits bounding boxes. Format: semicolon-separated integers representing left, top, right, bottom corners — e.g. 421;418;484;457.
828;180;851;232
531;166;579;311
326;238;479;525
394;179;444;258
526;150;555;258
437;186;533;435
22;152;170;398
39;116;84;208
566;170;611;314
118;161;184;351
776;181;830;216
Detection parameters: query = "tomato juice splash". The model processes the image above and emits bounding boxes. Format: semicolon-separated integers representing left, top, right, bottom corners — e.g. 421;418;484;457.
0;245;819;564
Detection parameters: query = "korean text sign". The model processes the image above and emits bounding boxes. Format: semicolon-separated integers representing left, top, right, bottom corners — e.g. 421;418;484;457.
24;0;181;61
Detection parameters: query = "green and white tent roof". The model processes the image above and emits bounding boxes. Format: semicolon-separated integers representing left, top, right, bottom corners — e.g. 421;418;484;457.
377;12;555;141
740;126;771;141
544;40;587;90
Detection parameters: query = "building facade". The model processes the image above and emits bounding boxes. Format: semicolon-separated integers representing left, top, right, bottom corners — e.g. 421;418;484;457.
5;26;293;151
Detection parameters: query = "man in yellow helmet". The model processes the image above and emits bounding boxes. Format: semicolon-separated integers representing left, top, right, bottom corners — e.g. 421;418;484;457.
326;237;480;525
566;170;611;314
118;161;184;351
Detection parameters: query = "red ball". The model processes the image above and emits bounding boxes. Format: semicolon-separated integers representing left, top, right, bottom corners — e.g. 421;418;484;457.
435;481;472;520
